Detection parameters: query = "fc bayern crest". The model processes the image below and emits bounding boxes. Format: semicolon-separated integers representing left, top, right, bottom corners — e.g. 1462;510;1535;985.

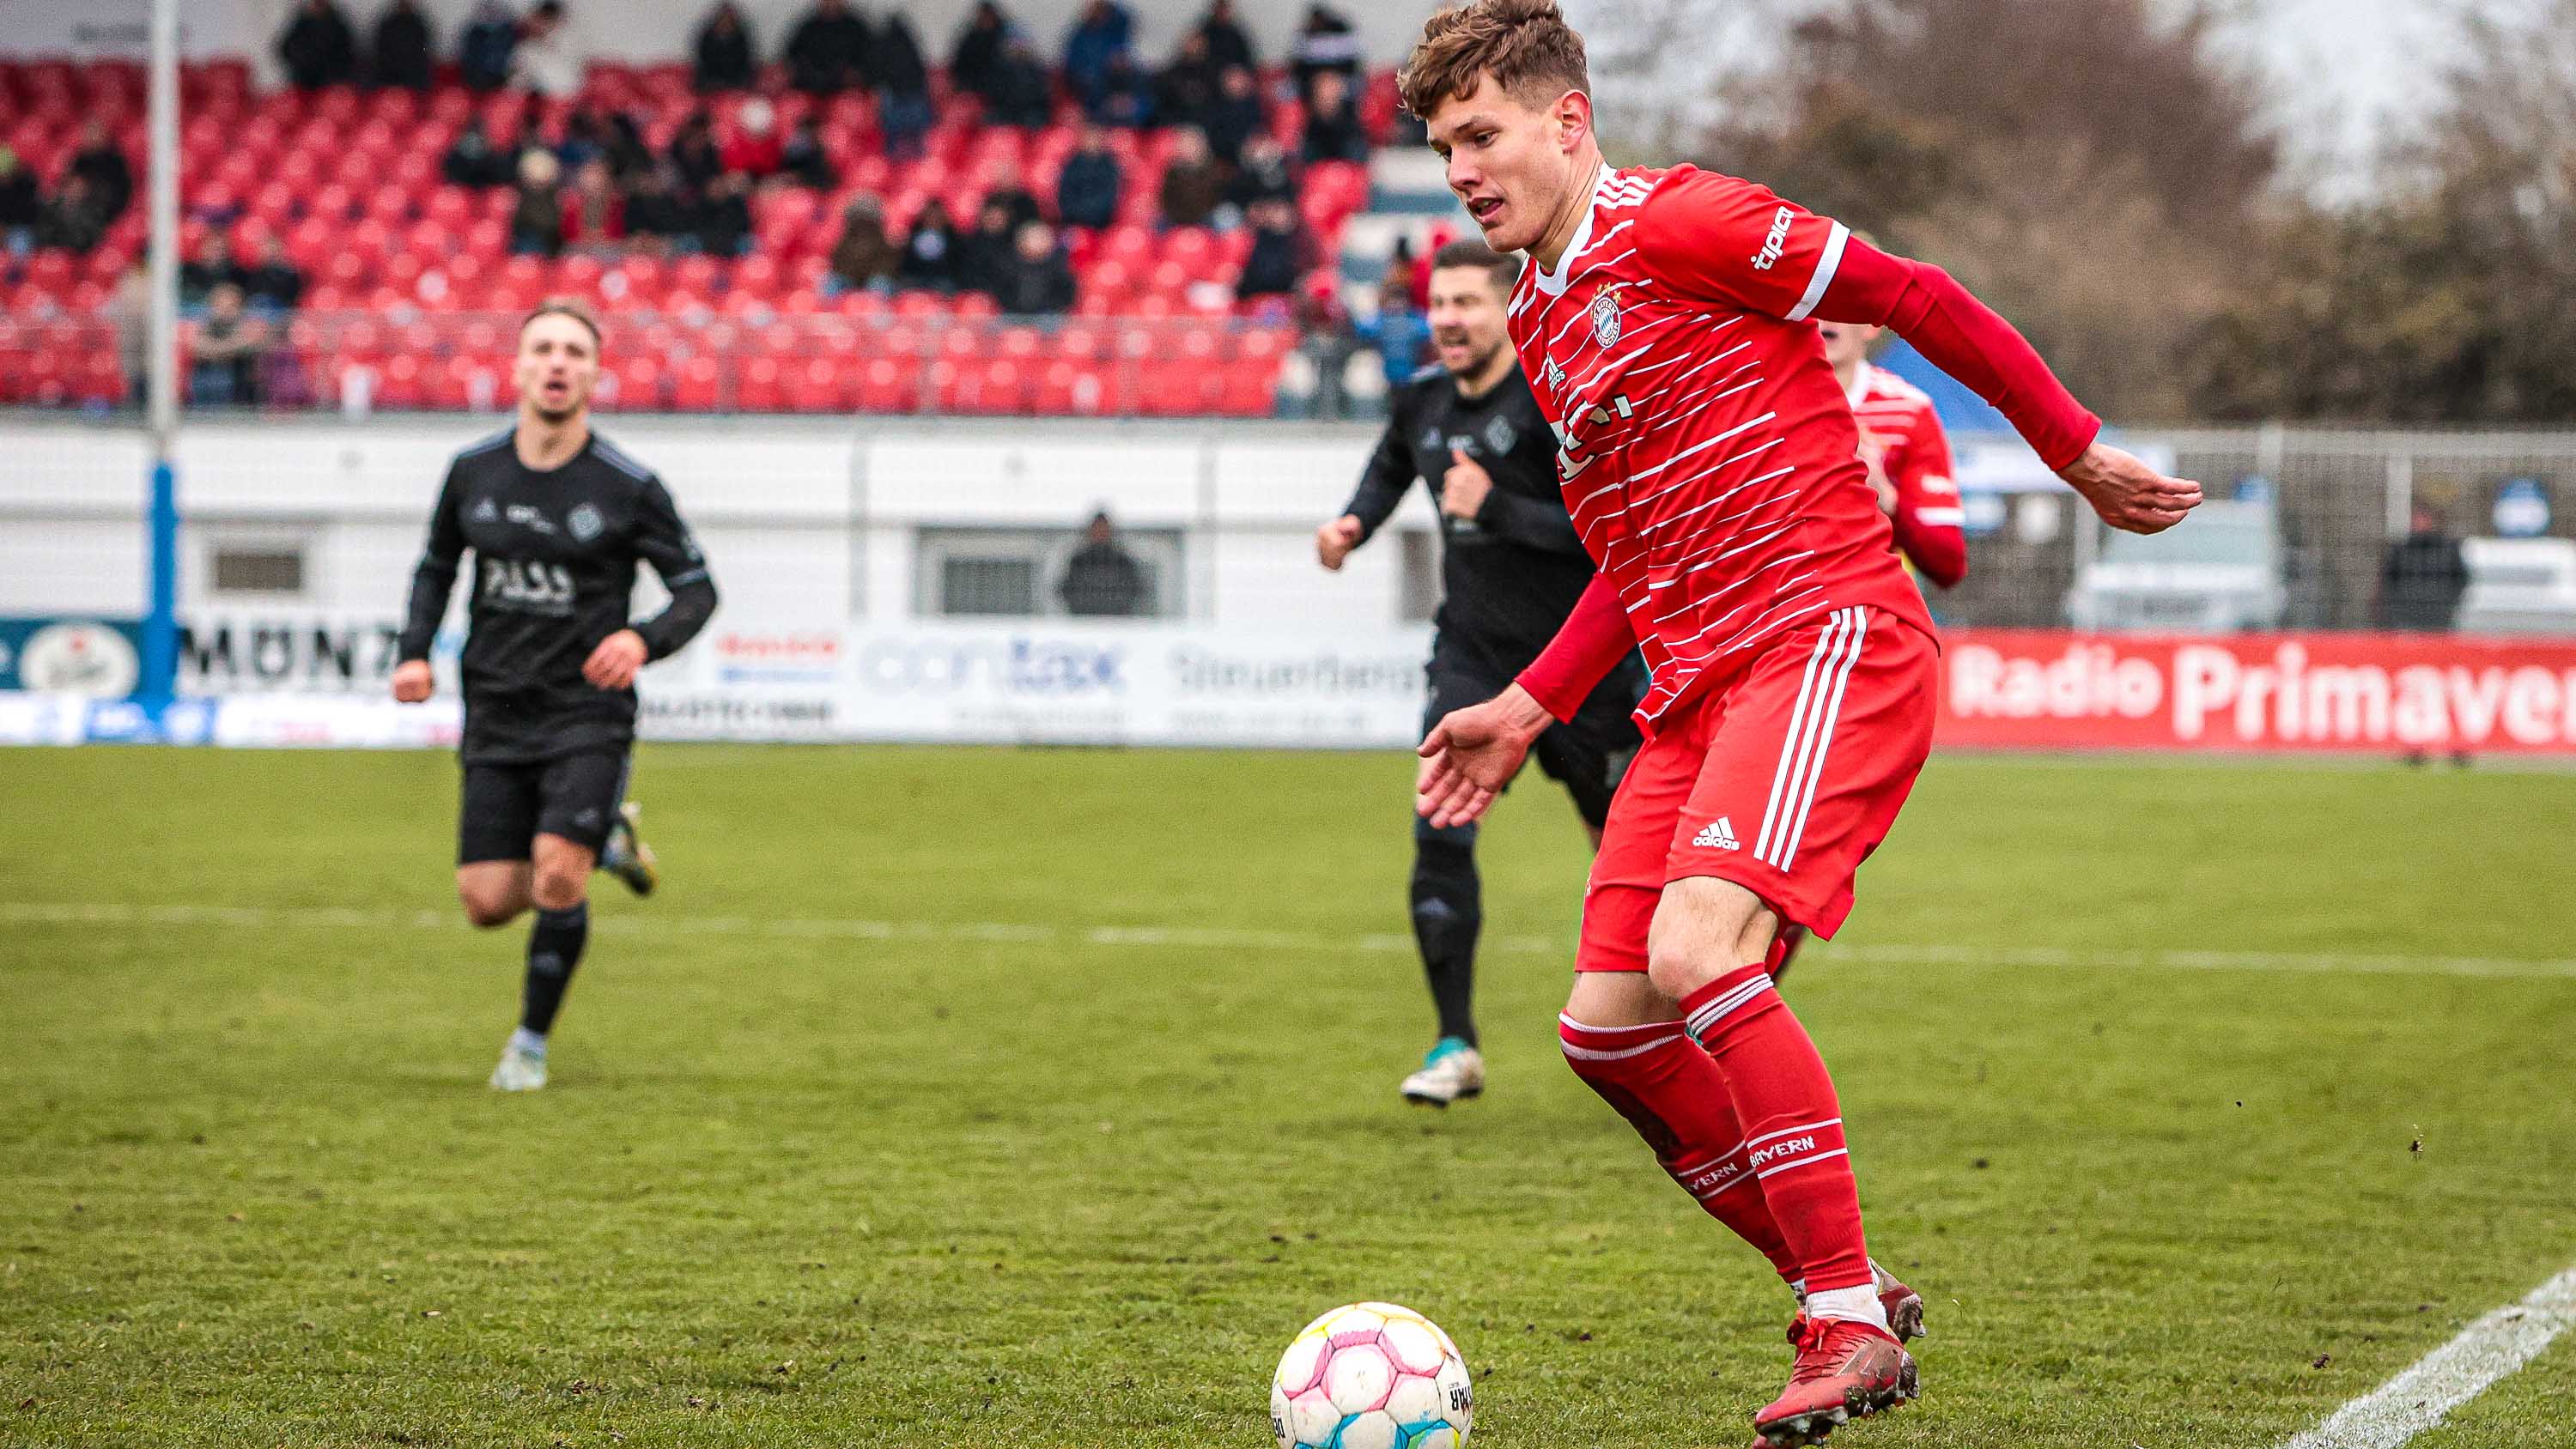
1589;292;1622;347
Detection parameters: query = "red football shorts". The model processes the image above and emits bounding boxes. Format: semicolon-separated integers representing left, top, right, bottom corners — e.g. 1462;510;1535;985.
1577;604;1936;970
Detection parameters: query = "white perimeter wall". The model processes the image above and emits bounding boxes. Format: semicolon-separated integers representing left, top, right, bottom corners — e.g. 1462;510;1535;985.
0;414;1435;634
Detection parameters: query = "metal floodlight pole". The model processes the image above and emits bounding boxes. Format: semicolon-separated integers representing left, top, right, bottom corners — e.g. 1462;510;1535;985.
140;0;181;717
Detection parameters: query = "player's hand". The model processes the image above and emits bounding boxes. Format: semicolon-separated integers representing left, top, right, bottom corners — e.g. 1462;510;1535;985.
1415;684;1552;828
2060;440;2202;535
1315;514;1364;571
1440;448;1493;521
582;629;649;690
1859;438;1899;516
389;659;434;704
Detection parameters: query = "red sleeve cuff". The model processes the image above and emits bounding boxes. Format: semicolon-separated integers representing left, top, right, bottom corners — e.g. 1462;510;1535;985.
1515;573;1635;722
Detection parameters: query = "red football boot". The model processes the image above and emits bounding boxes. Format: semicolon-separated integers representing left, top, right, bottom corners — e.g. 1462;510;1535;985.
1792;1259;1926;1343
1753;1316;1917;1446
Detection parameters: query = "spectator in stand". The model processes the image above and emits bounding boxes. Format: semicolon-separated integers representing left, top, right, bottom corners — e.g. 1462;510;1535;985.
950;2;1015;110
1204;65;1267;167
1059;510;1148;616
781;114;837;189
1357;270;1431;386
70;122;135;223
2379;502;2473;632
512;2;579;100
694;3;756;91
668;111;726;196
1291;3;1359;102
370;0;435;90
443;116;512;186
1089;52;1156;128
1157;125;1225;228
34;174;111;255
1054;124;1124;230
869;13;935;159
181;230;246;306
721;96;787;180
696;172;753;256
824;194;897;294
0;149;39;257
1235;196;1309;302
620;165;686;247
1225;132;1295;212
987;39;1054;128
603;112;656;182
557;106;607;171
958;197;1019;298
1302;69;1370;163
985;161;1044;232
278;0;361;91
1062;0;1135;113
562;158;625;251
243;235;306;311
460;1;519;92
186;283;270;406
1156;33;1219;133
1197;0;1256;70
787;0;872;95
995;221;1077;315
509;149;565;255
899;197;963;289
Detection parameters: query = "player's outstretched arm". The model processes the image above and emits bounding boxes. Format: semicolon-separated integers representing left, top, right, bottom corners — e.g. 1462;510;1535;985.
1815;239;2201;534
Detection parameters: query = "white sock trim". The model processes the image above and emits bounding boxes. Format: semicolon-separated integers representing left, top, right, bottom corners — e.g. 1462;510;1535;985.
1801;1283;1890;1332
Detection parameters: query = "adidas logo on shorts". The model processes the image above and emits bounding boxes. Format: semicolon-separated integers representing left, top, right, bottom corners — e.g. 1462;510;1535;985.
1692;817;1742;852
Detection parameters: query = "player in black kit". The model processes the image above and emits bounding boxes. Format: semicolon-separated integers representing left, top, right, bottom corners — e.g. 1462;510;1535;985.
392;301;718;1092
1316;241;1642;1107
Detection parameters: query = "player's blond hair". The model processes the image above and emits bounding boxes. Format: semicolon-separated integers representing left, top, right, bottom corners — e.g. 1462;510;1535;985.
1398;0;1590;120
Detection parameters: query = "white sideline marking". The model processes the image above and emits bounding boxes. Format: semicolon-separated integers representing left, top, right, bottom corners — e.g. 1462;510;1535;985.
3;901;2575;980
2281;1266;2576;1449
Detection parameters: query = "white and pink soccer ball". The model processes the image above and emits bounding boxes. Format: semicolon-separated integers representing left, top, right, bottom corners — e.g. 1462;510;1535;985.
1270;1301;1473;1449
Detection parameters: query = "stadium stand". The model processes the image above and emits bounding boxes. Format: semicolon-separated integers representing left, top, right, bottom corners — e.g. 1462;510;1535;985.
0;49;1400;415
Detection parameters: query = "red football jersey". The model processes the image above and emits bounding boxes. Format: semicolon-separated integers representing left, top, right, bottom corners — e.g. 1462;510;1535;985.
1507;163;1934;729
1848;362;1968;589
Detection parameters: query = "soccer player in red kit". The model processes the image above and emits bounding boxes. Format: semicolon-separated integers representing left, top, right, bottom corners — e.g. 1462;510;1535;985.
1824;318;1969;591
1398;3;2202;1442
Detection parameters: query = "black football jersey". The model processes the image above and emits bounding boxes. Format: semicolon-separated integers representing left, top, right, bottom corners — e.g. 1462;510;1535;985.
398;427;718;763
1345;362;1612;680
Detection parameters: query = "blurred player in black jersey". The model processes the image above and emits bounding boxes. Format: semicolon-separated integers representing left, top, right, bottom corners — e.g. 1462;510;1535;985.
392;301;719;1091
1316;240;1643;1106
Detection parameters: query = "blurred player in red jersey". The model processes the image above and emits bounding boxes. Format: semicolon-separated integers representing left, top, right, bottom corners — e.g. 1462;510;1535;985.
1771;320;1971;985
1821;318;1969;591
1396;3;2201;1441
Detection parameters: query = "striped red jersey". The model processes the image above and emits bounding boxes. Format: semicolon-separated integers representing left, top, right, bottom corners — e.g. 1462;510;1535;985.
1507;163;1934;730
1848;362;1968;589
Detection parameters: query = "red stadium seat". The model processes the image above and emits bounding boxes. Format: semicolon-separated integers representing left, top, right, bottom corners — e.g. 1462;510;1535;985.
672;355;722;410
737;355;786;410
787;356;848;412
855;355;920;413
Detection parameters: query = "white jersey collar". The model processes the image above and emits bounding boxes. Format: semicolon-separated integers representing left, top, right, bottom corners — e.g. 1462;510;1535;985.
1529;161;1607;298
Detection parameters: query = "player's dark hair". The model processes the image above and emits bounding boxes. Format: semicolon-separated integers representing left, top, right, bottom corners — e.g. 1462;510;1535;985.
1400;0;1589;119
1431;239;1519;293
519;298;603;352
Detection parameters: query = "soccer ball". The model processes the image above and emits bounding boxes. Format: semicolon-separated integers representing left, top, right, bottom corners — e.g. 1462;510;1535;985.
1269;1301;1473;1449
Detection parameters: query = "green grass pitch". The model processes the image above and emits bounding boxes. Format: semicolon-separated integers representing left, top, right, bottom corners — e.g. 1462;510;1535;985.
3;745;2573;1446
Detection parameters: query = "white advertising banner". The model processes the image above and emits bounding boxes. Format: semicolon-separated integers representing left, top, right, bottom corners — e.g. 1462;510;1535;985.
4;621;1440;749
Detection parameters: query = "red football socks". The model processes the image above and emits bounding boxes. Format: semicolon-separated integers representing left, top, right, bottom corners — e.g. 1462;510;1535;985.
1678;965;1872;1294
1558;1015;1801;1284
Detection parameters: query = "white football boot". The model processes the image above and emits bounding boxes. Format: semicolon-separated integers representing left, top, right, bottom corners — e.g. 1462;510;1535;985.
1400;1038;1485;1107
489;1039;549;1092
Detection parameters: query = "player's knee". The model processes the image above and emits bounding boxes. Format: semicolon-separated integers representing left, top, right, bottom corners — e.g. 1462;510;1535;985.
459;890;519;930
530;867;588;912
1645;884;1769;1000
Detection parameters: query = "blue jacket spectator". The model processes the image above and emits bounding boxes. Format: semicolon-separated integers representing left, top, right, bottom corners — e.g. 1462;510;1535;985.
1088;53;1155;128
872;13;935;158
460;1;519;92
1054;125;1124;229
1062;0;1134;109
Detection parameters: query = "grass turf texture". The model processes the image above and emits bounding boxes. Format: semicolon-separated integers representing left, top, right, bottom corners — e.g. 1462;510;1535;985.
2;745;2573;1448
